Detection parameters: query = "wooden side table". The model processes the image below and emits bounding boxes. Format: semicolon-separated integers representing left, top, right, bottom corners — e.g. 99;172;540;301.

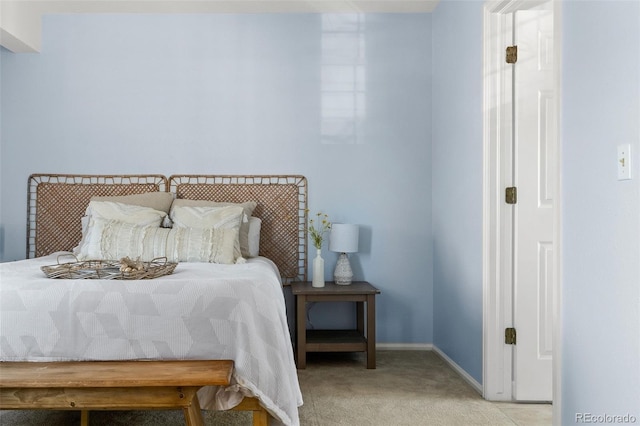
291;281;380;369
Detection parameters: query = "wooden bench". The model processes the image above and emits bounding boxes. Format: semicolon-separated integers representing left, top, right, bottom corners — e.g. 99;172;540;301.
0;360;270;426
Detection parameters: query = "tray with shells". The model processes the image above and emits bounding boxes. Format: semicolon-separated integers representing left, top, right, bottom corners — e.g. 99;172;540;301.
41;256;177;280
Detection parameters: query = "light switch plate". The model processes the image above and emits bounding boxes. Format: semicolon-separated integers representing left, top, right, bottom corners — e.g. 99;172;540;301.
617;144;632;180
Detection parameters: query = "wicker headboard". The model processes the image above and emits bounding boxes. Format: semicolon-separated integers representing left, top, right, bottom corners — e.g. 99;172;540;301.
27;174;308;283
27;174;168;259
168;175;307;283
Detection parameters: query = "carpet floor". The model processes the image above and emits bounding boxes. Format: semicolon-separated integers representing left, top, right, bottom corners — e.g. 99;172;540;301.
0;351;551;425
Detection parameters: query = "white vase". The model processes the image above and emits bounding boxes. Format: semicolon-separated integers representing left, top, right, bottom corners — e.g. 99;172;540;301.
312;249;325;288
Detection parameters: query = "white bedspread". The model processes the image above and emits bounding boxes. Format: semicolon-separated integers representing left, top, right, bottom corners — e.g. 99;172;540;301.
0;253;302;426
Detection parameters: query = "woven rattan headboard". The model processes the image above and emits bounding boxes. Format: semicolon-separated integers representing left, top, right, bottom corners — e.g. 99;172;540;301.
168;175;308;283
27;174;308;283
27;174;168;259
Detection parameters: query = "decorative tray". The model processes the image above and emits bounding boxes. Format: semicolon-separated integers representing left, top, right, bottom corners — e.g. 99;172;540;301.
41;256;177;280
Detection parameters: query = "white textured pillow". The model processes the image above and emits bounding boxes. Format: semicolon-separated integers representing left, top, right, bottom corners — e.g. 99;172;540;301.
169;227;237;264
76;218;237;264
248;217;261;257
171;205;243;229
171;205;244;260
76;218;152;261
170;200;257;258
74;201;167;256
88;201;167;224
91;192;174;215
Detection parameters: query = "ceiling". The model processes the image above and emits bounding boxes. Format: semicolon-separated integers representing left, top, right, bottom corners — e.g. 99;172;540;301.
0;0;441;53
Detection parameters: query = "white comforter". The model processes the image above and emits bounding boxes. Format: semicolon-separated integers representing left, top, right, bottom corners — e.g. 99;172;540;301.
0;253;302;426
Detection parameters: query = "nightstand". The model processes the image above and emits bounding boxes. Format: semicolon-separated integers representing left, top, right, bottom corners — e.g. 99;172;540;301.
291;281;380;369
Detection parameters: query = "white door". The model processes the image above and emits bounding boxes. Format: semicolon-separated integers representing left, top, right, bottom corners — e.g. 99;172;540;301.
511;5;555;401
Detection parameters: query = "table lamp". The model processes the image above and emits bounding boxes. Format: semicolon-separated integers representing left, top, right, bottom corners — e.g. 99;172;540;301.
329;224;359;285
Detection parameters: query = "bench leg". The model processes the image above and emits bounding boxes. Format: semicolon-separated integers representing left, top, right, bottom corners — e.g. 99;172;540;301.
80;410;89;426
231;397;270;426
182;392;204;426
252;407;269;426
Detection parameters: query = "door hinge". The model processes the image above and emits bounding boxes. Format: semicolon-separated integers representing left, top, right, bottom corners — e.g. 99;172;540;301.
506;45;518;64
505;327;517;345
505;187;517;204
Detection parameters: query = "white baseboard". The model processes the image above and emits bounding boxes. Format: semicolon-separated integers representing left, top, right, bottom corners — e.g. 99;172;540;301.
432;345;483;395
376;343;433;351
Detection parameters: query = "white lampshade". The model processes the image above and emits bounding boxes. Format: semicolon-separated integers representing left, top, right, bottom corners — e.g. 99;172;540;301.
329;224;359;253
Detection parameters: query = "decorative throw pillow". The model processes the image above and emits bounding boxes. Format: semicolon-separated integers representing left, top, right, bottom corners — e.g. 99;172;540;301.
76;218;237;264
169;226;237;264
247;217;261;257
75;217;153;261
170;199;257;258
170;205;244;260
90;192;174;215
90;192;174;227
74;201;167;256
87;200;167;224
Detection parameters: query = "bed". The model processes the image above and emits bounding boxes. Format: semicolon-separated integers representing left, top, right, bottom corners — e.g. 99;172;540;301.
0;174;308;426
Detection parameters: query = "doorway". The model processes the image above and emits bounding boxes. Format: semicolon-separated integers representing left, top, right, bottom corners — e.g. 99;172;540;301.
482;0;561;416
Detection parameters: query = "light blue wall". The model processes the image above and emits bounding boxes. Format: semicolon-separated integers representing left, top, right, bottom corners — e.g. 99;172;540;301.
2;4;637;418
431;0;484;384
0;13;433;344
431;0;640;407
561;0;640;422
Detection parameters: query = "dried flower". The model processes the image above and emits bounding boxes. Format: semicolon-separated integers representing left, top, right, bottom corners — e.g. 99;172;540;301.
307;210;331;250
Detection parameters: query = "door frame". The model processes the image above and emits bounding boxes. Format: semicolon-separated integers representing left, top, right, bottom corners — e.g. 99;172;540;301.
481;0;562;421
